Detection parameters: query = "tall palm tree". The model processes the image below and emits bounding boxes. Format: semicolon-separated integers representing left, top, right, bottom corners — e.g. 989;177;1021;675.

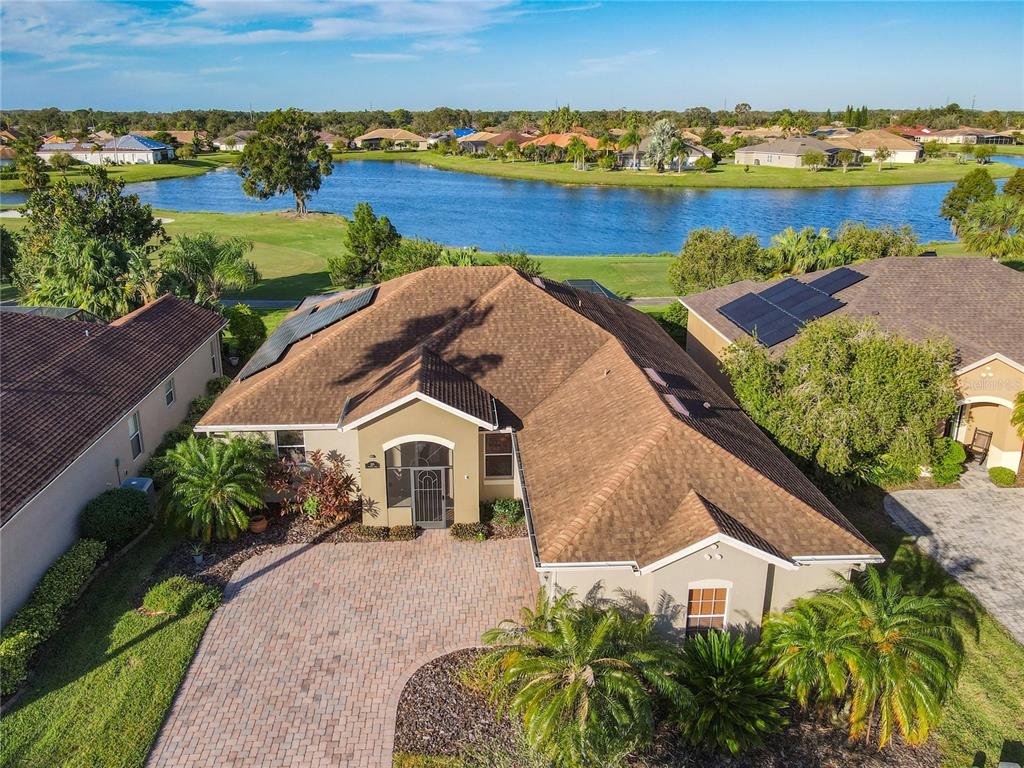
817;568;961;749
620;126;642;170
160;231;261;305
484;597;685;768
161;436;273;542
566;136;587;171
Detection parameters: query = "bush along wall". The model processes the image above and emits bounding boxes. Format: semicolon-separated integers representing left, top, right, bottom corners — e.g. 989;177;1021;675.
0;539;107;696
79;488;152;550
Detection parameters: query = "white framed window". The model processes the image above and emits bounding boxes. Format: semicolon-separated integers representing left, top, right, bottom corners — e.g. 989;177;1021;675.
163;377;176;407
128;411;144;459
275;430;306;465
484;433;513;478
685;586;728;637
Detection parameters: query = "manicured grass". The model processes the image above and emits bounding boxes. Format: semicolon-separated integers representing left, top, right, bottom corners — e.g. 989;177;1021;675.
0;153;237;193
340;150;1017;189
256;307;292;333
0;531;213;768
538;255;674;297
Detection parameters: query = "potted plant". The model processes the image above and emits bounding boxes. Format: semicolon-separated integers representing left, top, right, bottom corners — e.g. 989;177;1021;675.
190;542;204;565
248;514;268;533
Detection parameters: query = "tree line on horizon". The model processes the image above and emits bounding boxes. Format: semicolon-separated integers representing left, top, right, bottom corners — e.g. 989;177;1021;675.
3;102;1021;145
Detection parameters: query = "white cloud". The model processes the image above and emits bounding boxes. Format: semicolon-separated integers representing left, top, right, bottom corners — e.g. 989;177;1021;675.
412;37;483;54
351;52;420;62
572;48;658;77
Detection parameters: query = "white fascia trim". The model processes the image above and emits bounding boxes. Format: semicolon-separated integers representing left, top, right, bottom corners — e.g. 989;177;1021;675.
195;423;338;432
957;353;1024;376
639;533;799;574
381;434;456;452
791;554;886;564
537;561;638;571
678;304;735;346
957;395;1016;410
341;392;497;431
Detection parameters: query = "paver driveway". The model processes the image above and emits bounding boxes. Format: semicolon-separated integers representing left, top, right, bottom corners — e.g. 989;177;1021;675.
147;533;536;768
886;468;1024;643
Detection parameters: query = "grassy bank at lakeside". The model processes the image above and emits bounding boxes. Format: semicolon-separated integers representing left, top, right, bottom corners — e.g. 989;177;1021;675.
339;150;1017;189
0;152;238;194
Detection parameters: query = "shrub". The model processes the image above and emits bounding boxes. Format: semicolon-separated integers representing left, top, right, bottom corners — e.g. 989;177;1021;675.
491;498;525;526
142;576;221;616
225;304;267;360
79;488;151;550
389;525;417;541
273;450;359;525
450;522;489;541
930;438;967;486
206;375;232;398
990;467;1017;487
354;524;389;541
495;251;542;276
187;395;215;420
0;538;106;695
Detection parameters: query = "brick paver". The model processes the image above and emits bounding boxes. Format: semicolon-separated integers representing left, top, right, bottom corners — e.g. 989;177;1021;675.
885;467;1024;643
147;533;536;768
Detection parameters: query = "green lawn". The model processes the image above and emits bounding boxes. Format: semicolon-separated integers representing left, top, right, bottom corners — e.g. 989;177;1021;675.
0;153;237;194
0;531;212;768
339;150;1018;189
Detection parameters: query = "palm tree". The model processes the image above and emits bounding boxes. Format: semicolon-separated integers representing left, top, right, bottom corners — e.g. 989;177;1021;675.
160;231;261;305
817;568;961;749
670;138;689;173
161;436;274;542
620;126;642;170
676;630;787;755
566;136;588;171
761;599;861;713
957;194;1024;262
483;595;685;767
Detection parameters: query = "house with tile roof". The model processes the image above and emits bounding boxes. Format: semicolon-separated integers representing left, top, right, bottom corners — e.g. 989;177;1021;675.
352;128;429;150
0;296;226;624
36;134;175;165
828;129;923;163
681;257;1024;475
213;130;256;151
734;137;850;169
198;267;881;635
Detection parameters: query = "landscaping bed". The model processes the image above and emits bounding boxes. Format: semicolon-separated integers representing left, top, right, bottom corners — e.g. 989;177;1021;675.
394;650;942;768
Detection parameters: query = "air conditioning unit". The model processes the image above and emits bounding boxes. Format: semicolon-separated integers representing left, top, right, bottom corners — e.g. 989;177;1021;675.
121;476;156;509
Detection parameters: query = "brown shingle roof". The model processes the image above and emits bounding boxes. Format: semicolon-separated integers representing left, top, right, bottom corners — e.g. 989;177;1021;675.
200;267;878;566
0;296;225;521
828;129;921;151
682;257;1024;369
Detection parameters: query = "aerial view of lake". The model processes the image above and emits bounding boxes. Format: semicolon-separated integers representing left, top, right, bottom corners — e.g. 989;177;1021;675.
6;158;1018;254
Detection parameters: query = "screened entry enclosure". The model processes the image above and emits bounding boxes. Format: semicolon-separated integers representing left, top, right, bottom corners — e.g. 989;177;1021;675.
385;441;454;527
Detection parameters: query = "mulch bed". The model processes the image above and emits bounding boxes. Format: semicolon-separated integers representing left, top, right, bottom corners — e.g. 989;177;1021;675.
394;649;518;758
488;520;528;539
394;651;941;768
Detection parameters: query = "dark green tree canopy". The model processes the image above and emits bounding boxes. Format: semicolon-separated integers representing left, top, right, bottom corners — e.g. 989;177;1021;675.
237;108;333;215
1003;168;1024;197
327;202;401;288
939;168;996;234
668;227;763;294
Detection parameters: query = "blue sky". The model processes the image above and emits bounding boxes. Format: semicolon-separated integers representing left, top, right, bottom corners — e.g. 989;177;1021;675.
2;1;1021;112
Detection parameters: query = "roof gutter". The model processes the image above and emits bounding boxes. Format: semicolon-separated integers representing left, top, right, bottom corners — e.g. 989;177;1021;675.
511;431;541;569
792;554;886;564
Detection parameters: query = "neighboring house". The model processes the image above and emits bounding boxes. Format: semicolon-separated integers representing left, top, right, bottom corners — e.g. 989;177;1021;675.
198;267;881;635
213;130;256;151
316;131;349;148
734;137;846;168
522;132;602;151
0;296;226;625
0;145;15;167
615;136;713;170
0;128;23;145
135;130;208;146
680;257;1024;474
353;128;429;150
828;129;923;163
926;126;1014;145
718;125;794;141
36;134;175;165
810;126;860;138
485;131;535;149
456;131;499;154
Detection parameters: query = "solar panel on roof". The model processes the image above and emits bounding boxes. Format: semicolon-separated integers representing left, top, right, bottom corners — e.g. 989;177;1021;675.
806;267;866;295
718;293;774;328
238;287;376;379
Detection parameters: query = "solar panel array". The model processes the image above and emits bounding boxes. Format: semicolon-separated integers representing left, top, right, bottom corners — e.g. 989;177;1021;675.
718;268;864;348
238;287;376;379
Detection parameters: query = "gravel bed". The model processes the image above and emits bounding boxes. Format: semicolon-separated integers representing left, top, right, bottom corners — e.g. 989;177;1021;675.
394;649;518;758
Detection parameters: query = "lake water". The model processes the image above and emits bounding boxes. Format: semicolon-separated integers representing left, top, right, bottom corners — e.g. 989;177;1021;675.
4;156;1019;254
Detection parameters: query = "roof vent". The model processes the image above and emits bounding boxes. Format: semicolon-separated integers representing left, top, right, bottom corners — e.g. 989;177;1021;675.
531;277;545;289
643;367;667;386
703;401;711;409
664;394;690;417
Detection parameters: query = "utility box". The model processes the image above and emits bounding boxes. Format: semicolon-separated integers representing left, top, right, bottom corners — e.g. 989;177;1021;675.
121;477;156;509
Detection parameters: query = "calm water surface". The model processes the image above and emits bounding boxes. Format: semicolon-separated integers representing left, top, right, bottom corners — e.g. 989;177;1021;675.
5;157;1019;254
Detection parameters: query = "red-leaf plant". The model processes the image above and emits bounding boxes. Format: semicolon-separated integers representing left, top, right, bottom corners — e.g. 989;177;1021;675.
272;450;360;525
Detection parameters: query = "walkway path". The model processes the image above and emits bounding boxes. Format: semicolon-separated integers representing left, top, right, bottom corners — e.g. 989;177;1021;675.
885;466;1024;643
147;534;536;767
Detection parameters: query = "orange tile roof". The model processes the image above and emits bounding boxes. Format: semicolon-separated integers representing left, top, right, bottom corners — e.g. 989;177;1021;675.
523;132;601;150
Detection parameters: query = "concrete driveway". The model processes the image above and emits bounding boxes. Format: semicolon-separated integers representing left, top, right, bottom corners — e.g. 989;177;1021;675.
886;468;1024;644
147;533;536;768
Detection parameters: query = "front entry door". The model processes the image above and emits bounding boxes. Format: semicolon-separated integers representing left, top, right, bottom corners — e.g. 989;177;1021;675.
412;468;446;528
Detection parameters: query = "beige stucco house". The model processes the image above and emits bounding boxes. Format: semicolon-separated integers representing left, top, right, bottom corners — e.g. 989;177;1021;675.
828;129;923;163
353;128;429;150
0;297;225;625
733;137;849;168
681;257;1024;475
199;267;881;636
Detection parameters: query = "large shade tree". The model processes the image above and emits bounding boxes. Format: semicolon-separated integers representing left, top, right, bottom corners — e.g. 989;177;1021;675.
668;227;764;294
237;108;333;215
939;167;996;235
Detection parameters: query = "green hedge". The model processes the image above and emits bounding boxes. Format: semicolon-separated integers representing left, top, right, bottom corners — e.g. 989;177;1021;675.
930;438;967;486
80;488;152;550
990;467;1017;487
142;576;221;616
1;538;106;695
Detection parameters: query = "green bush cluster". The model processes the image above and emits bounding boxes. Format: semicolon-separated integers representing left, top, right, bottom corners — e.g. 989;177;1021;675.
142;576;221;616
1;538;106;695
450;522;489;541
490;498;525;526
79;488;152;550
225;304;267;360
353;524;418;541
930;438;967;486
989;467;1017;487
